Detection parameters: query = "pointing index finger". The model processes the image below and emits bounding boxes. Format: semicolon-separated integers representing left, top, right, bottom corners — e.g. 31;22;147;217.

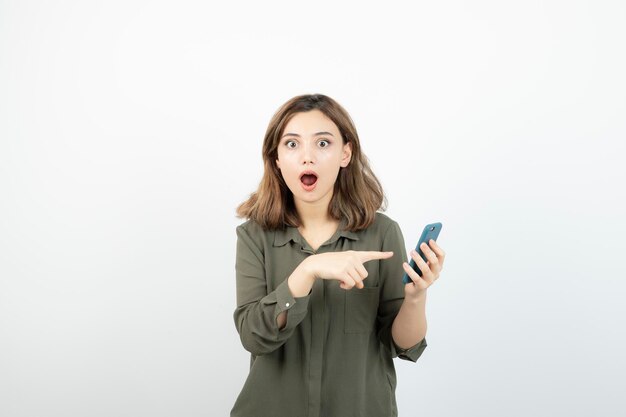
359;251;394;263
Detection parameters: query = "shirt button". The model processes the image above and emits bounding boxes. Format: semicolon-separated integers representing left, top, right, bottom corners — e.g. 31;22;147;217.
285;302;290;307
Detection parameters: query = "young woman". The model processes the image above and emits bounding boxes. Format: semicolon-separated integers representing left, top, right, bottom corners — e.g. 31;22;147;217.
231;94;445;417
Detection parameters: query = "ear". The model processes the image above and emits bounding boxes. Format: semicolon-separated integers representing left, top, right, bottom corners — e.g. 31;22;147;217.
340;141;352;168
276;158;281;170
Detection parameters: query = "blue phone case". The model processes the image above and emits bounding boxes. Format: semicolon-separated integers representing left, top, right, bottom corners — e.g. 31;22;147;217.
402;222;443;284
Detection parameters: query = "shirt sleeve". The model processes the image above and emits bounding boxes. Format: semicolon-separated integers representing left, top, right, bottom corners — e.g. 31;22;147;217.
233;224;311;356
376;220;428;363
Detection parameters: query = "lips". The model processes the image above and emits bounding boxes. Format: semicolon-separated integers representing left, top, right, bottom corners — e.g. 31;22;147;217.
299;170;318;186
300;170;317;191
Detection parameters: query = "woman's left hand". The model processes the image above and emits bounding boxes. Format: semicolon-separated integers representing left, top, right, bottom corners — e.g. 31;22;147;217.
402;239;445;299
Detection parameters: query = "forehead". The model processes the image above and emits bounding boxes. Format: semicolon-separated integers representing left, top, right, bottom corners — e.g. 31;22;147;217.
283;110;340;135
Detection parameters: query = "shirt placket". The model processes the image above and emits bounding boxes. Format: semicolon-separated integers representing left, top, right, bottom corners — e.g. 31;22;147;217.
298;239;333;417
307;275;325;417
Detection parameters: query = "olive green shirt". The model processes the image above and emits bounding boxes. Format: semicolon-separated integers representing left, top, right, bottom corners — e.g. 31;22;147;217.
231;212;427;417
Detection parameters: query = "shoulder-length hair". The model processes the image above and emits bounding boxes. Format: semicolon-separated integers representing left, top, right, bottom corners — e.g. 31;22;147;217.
236;93;388;232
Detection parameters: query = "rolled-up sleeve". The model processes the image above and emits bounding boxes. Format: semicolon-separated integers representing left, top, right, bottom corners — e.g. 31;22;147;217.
391;337;427;362
233;224;311;356
376;220;428;362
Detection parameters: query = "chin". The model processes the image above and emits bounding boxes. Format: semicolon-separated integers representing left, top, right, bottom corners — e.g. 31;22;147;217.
301;185;332;200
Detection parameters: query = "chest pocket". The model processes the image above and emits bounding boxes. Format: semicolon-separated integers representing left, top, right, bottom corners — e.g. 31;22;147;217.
344;286;380;334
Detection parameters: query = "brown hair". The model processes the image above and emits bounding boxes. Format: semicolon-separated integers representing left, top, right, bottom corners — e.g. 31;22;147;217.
235;93;388;231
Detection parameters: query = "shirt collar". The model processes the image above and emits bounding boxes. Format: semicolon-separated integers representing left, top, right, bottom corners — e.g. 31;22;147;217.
273;217;359;247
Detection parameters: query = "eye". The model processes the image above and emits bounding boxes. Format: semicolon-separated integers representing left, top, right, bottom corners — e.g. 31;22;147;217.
319;139;330;148
286;140;297;149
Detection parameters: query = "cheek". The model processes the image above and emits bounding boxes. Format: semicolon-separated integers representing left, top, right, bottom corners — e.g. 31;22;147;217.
277;162;297;181
319;154;342;170
320;151;340;163
275;152;288;170
278;153;299;169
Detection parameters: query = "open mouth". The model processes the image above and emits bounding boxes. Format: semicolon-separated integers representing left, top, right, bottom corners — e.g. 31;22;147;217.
299;171;318;188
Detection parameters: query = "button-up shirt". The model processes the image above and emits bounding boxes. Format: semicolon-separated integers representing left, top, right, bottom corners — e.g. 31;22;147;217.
231;212;427;417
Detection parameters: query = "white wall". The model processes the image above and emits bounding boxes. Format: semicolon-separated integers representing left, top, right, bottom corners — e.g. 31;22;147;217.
1;1;624;416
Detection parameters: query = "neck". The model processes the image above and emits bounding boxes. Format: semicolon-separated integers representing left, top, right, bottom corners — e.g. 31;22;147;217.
294;191;336;230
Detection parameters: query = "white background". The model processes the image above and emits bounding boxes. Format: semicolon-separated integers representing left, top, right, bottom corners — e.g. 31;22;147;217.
1;1;625;416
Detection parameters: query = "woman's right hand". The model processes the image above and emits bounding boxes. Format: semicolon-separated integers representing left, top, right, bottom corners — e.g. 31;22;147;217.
302;250;394;290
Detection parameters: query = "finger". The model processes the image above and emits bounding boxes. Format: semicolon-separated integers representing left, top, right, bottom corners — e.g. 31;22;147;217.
354;264;369;289
430;239;446;271
347;267;364;289
426;240;445;271
403;261;427;288
355;263;369;280
341;274;357;290
419;242;439;267
411;250;434;281
359;251;394;263
429;239;446;259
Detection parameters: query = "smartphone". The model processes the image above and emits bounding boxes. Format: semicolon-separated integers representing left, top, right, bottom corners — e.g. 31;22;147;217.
402;222;443;284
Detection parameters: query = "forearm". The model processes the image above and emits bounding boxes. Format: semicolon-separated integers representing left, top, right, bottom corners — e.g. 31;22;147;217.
277;260;316;330
391;291;427;349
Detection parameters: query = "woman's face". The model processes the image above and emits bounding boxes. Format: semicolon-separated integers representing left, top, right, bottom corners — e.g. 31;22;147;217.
276;109;352;209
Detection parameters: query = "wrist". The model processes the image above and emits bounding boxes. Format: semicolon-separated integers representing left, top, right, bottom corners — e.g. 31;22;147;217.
287;259;316;297
300;256;318;281
406;289;427;305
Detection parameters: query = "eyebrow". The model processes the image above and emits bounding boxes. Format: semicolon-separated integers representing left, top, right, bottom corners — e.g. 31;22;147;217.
281;131;335;139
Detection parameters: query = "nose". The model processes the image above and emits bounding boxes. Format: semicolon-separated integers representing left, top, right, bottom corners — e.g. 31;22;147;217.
301;142;316;165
